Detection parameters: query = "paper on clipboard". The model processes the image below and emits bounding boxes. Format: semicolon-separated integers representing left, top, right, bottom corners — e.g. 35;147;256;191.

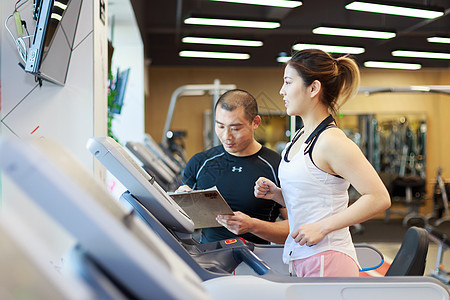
168;186;234;229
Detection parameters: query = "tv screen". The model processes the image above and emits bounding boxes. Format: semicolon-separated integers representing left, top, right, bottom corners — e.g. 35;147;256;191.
111;68;130;114
25;0;83;85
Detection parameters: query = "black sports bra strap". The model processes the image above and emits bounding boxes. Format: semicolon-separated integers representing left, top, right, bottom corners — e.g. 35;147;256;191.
283;129;303;162
304;115;336;156
305;115;335;144
304;115;342;179
283;115;336;163
290;127;304;144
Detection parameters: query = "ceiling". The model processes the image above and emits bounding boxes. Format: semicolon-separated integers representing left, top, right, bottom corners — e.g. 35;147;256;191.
127;0;450;69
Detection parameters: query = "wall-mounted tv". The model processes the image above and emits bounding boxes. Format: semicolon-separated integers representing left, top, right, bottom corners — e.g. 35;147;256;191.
25;0;83;85
111;68;130;114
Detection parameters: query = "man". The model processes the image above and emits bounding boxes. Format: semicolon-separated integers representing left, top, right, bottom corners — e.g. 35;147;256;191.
177;89;289;244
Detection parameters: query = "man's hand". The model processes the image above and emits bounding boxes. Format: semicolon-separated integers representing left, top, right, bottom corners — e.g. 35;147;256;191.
216;211;254;235
175;185;192;193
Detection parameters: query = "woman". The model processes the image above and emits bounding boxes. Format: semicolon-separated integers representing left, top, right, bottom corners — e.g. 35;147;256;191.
254;49;391;277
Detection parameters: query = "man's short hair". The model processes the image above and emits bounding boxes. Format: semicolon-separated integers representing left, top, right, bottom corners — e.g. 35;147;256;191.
215;89;258;122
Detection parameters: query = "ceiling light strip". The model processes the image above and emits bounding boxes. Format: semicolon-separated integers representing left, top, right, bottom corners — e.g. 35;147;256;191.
392;50;450;60
179;50;250;60
184;17;280;29
345;1;444;19
427;37;450;44
292;43;365;54
182;37;263;47
210;0;302;8
54;1;68;10
313;26;395;39
364;61;422;70
277;56;291;63
51;13;62;21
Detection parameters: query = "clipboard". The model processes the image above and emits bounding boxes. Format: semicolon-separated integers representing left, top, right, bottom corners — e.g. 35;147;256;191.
168;187;234;229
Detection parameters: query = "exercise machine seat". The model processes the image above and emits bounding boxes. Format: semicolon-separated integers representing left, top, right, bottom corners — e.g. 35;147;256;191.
391;175;426;198
385;226;429;276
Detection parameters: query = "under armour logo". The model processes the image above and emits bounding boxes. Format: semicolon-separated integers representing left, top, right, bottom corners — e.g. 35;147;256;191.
232;166;243;172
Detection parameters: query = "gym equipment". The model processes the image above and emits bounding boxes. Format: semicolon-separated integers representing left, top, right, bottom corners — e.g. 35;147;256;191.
1;137;448;300
385;174;427;227
0;137;210;300
234;243;385;275
0;211;97;300
427;227;450;284
161;80;236;148
385;226;429;276
89;136;387;276
427;168;450;227
87;137;433;276
144;133;183;174
126;140;179;191
88;136;263;278
87;137;195;234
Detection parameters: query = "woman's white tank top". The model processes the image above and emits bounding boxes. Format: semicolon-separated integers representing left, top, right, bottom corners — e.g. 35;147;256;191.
279;131;358;265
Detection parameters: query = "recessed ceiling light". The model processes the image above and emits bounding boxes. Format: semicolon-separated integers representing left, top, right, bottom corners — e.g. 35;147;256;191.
427;37;450;44
292;43;365;54
184;17;280;29
277;56;291;63
182;37;263;47
179;50;250;60
392;50;450;60
210;0;302;8
345;1;444;19
313;26;395;39
364;61;422;70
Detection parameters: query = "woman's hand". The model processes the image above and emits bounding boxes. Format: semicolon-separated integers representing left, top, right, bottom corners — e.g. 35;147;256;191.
254;177;276;199
291;221;328;247
254;177;285;206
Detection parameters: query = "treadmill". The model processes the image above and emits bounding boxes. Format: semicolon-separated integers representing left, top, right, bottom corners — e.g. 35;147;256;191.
85;137;449;300
143;133;183;175
0;211;97;300
88;136;386;276
125;141;179;191
0;137;211;300
1;136;447;300
88;136;257;280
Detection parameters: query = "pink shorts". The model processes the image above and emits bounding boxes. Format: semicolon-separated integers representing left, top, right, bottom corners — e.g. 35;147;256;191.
292;250;359;277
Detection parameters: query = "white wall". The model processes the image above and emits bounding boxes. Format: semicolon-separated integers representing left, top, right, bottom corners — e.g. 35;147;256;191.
0;0;108;273
0;0;2;203
106;0;145;199
109;0;145;144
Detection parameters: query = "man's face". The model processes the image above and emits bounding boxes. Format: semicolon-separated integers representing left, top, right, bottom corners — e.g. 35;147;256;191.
215;106;259;156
